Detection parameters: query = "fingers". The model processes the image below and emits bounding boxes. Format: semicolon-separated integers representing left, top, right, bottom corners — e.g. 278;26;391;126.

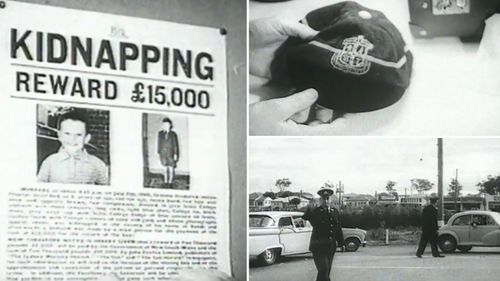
290;107;311;124
271;89;318;121
250;17;319;46
279;20;319;40
314;105;334;123
284;116;349;135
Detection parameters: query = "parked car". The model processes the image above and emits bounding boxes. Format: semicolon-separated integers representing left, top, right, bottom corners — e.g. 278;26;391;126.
249;211;367;265
438;210;500;253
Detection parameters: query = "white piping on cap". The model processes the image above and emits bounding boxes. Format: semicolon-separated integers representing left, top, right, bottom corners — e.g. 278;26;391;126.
300;17;309;26
310;40;408;69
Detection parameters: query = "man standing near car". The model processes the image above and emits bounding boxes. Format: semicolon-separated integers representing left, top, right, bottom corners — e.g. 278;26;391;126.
416;197;445;258
303;187;344;281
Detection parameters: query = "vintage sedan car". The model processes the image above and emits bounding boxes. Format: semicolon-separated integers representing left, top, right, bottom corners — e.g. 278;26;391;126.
249;211;367;265
438;210;500;253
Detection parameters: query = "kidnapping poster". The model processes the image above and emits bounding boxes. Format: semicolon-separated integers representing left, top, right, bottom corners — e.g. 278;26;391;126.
0;1;230;279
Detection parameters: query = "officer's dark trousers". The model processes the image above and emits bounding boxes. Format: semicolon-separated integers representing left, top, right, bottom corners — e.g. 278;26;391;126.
416;230;439;256
312;248;336;281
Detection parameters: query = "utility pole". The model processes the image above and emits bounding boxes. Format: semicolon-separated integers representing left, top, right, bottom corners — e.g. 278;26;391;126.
437;138;444;227
336;180;344;209
454;169;458;213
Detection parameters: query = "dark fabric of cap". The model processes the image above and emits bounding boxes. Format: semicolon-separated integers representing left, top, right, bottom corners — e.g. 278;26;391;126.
317;188;334;197
271;1;413;112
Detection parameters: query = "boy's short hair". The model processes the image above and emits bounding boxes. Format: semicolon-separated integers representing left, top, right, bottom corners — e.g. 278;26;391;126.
162;117;173;126
58;111;89;133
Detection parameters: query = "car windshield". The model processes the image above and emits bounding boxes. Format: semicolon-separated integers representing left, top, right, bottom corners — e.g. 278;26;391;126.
249;215;275;227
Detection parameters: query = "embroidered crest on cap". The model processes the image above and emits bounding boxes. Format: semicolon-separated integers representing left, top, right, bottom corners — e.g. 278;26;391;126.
330;35;374;75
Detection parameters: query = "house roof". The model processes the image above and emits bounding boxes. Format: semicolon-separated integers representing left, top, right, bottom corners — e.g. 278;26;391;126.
345;194;375;201
249;192;262;201
288;196;310;202
254;195;272;202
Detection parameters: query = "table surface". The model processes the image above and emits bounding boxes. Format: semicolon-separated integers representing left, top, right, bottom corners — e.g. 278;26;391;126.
250;0;500;136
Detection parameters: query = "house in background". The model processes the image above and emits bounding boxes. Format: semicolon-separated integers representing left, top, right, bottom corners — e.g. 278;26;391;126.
255;195;272;208
443;195;485;211
344;194;374;209
249;194;272;211
248;192;262;207
376;192;399;207
271;198;288;210
399;194;428;208
486;195;500;212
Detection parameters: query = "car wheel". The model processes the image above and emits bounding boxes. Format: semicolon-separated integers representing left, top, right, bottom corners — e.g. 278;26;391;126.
259;248;278;265
438;235;457;253
344;237;360;252
457;246;472;253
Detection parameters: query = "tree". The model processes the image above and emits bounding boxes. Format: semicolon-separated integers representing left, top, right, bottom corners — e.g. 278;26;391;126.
263;191;276;199
289;197;301;209
385;180;398;198
275;178;292;192
385;181;397;193
411;178;434;194
276;191;292;198
477;175;500;195
448;178;463;197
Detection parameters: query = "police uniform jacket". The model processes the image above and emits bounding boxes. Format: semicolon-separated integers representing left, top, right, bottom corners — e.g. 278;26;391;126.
303;205;344;252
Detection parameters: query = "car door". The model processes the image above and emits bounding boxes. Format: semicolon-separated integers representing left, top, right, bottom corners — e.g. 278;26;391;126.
278;215;310;255
291;215;312;253
451;214;472;244
470;214;499;245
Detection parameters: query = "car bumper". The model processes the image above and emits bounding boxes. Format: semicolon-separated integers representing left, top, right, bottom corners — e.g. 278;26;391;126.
362;240;367;247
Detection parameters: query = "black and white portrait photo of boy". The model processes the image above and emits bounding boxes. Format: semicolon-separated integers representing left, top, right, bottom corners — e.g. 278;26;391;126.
37;105;110;185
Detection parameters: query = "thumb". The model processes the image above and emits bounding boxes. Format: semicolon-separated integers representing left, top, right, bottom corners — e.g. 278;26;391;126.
280;21;319;40
272;89;318;121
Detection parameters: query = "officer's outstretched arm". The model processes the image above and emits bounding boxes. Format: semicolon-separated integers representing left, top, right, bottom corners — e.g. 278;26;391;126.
302;202;316;225
302;203;313;220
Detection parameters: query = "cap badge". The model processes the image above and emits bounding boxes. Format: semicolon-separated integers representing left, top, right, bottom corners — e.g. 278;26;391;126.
330;35;374;75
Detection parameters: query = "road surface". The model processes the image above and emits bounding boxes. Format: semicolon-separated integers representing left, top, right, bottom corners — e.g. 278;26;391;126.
249;245;500;281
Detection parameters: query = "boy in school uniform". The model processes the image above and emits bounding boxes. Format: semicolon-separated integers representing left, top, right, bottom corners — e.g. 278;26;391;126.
157;117;179;188
37;111;109;185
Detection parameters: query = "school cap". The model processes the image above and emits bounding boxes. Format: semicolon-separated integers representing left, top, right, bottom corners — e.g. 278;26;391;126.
317;187;334;197
271;1;413;112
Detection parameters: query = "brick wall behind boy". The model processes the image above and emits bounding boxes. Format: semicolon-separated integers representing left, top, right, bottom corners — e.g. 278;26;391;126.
84;109;110;166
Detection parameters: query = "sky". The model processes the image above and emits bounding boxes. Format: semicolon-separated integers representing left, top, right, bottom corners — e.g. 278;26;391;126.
249;138;500;196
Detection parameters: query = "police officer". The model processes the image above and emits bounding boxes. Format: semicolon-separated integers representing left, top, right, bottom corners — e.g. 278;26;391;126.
303;187;344;281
